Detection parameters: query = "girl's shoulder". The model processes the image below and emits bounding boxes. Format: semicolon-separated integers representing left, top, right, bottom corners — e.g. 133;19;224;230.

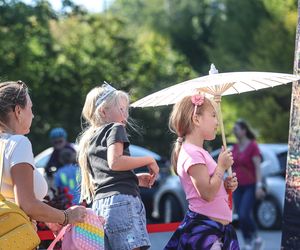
98;122;124;131
93;123;127;140
182;143;209;157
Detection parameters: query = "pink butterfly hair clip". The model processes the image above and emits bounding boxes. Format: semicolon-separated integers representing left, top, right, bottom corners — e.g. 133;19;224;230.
191;94;205;116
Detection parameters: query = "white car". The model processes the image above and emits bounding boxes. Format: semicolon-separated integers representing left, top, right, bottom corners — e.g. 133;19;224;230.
152;143;288;229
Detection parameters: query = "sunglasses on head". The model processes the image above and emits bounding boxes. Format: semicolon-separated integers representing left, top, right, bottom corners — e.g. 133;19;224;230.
13;80;27;110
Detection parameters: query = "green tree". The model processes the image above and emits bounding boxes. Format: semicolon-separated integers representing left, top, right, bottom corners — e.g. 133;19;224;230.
110;0;221;73
110;0;297;146
0;0;59;151
0;0;195;155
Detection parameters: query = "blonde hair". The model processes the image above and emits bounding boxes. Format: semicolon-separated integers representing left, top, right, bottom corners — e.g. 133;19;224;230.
77;86;129;202
169;94;214;174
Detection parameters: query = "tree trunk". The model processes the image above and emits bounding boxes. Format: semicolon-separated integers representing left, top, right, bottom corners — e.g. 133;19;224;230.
281;1;300;248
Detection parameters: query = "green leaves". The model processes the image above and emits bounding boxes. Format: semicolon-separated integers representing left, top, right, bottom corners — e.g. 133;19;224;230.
0;0;297;156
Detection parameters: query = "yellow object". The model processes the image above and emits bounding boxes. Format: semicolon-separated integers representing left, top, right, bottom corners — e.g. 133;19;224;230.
0;140;40;250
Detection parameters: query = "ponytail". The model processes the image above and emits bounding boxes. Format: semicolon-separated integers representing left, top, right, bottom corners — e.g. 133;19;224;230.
171;138;183;175
77;126;96;203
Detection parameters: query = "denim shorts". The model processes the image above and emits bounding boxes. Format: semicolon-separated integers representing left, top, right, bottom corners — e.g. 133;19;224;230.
92;194;151;250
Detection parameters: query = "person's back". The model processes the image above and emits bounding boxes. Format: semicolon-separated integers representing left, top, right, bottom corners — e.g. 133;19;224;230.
77;83;159;250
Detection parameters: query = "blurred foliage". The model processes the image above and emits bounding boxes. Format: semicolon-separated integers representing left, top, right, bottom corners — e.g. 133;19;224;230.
110;0;297;151
0;0;297;157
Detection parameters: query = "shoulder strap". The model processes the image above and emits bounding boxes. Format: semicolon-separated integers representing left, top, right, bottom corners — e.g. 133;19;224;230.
0;139;7;189
47;225;70;250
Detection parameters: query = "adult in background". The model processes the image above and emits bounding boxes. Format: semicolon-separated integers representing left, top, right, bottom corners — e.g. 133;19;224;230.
232;119;265;250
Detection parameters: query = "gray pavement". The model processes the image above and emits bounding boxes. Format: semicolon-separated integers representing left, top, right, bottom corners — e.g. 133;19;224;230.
149;230;282;250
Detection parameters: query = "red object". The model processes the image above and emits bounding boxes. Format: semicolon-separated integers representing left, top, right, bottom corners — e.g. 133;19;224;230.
228;190;233;209
38;222;182;241
146;222;180;233
38;230;55;240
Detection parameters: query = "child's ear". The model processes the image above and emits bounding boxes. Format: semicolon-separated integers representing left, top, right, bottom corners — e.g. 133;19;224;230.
99;107;106;119
192;114;201;126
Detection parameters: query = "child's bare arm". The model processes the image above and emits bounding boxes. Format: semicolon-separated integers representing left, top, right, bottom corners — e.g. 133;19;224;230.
188;164;225;202
107;142;159;177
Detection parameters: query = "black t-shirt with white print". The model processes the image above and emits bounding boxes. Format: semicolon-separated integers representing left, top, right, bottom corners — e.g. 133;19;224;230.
88;122;139;200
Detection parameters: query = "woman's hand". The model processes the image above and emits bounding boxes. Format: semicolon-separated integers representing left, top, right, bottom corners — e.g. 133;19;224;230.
224;172;238;192
256;182;266;199
136;173;155;188
66;206;87;224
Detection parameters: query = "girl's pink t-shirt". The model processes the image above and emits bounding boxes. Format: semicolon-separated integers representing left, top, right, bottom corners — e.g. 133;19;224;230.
177;143;232;222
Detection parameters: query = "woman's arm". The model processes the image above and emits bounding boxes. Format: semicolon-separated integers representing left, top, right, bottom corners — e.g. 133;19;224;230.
253;155;262;183
252;155;265;198
11;164;86;224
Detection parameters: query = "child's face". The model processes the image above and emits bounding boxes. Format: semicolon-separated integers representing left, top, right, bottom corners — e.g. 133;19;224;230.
197;104;219;140
104;97;129;125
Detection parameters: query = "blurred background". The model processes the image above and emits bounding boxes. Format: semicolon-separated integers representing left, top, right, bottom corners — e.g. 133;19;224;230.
0;0;297;156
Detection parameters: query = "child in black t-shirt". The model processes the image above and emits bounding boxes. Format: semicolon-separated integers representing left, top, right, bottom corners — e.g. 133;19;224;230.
77;83;159;250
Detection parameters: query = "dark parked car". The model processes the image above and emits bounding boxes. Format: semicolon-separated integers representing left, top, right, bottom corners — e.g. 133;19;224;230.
152;144;287;229
34;144;171;222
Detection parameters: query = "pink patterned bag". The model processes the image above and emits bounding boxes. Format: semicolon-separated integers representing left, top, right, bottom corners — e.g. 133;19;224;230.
48;208;105;250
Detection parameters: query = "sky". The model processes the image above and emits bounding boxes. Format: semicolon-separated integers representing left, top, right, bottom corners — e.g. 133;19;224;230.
23;0;114;12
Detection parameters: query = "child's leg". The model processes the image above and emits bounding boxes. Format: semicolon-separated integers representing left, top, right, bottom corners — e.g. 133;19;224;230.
210;238;223;250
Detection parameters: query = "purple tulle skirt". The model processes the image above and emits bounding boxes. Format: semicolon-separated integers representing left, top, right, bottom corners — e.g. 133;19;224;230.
164;210;240;250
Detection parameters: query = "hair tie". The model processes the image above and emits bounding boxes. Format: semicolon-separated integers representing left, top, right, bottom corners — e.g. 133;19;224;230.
191;94;205;116
176;137;184;144
95;82;116;107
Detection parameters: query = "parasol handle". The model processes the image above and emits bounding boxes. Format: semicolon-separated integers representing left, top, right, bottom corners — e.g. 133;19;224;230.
217;104;232;175
214;96;232;175
214;95;233;210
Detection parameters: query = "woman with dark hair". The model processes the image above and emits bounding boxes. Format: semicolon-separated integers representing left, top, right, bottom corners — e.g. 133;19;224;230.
232;119;265;250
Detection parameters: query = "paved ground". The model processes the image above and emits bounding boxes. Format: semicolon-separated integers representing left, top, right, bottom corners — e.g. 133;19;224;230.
149;230;282;249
